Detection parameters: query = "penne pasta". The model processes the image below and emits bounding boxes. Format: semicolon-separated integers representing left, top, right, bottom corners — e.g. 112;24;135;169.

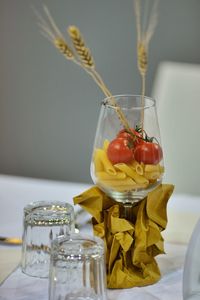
132;183;149;189
95;148;117;175
93;149;104;172
113;183;149;192
129;160;144;175
143;164;164;180
96;171;126;180
159;165;165;173
144;164;160;173
114;163;149;185
103;139;110;151
101;184;148;192
130;160;138;170
144;171;161;180
113;185;136;192
99;177;136;187
135;163;144;175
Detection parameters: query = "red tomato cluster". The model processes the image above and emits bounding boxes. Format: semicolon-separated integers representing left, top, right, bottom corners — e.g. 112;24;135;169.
107;128;163;165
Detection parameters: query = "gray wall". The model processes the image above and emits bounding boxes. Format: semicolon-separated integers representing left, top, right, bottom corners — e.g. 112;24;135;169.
0;0;200;183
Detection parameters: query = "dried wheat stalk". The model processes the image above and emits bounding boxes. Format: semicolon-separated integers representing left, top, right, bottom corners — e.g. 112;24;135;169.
67;25;131;130
35;6;131;131
67;25;112;99
134;0;159;128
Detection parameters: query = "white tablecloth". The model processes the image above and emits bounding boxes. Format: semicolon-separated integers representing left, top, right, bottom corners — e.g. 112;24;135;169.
0;174;90;238
0;174;200;299
0;243;187;300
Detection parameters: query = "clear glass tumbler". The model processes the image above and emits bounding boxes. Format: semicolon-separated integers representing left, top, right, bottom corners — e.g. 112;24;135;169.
21;201;75;278
49;234;107;300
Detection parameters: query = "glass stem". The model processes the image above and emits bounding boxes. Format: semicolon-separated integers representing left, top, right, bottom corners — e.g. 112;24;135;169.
123;203;134;222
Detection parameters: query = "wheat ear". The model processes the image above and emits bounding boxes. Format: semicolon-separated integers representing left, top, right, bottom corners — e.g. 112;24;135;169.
67;26;112;98
67;26;94;68
68;25;132;130
134;0;159;128
35;7;107;93
36;6;131;131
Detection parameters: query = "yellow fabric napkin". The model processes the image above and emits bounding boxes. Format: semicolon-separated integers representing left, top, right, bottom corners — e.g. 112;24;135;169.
74;184;174;289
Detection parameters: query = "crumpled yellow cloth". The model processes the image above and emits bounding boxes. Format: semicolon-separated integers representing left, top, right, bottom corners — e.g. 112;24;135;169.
74;184;174;289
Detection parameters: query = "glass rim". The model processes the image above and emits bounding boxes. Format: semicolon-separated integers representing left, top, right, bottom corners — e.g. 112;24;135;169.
51;234;104;259
51;233;104;248
24;200;74;215
102;94;156;110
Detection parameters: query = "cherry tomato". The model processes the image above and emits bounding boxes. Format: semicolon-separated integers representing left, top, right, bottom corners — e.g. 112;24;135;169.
134;141;163;165
117;128;143;146
107;138;134;164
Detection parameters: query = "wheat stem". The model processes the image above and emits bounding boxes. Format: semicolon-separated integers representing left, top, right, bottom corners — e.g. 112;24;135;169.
84;68;110;97
92;70;112;97
86;69;131;131
140;74;146;128
134;0;158;129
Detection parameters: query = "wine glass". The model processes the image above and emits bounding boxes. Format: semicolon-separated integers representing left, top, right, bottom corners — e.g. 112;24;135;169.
90;95;164;220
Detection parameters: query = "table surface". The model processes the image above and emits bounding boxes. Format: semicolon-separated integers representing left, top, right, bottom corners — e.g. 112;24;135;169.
0;174;199;300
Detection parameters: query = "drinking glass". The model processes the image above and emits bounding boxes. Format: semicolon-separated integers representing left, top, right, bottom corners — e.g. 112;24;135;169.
21;200;75;278
90;95;164;219
49;234;107;300
183;218;200;300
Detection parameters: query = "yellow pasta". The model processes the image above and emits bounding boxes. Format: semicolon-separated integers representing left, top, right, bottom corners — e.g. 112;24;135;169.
114;183;149;192
113;186;134;192
112;186;136;192
94;148;117;175
144;164;160;172
96;171;126;180
144;164;164;180
129;161;144;175
135;163;144;175
114;163;149;185
159;165;165;173
144;171;161;180
103;139;110;151
93;149;104;172
130;160;138;170
145;164;164;173
93;140;164;192
99;177;136;187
